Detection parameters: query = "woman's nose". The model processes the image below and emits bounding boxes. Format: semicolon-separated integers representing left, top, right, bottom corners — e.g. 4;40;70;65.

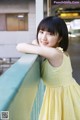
42;33;47;41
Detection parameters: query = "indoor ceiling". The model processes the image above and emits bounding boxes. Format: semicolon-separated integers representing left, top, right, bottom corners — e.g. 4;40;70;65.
51;3;80;20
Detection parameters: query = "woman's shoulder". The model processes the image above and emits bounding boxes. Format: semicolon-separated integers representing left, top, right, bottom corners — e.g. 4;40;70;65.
47;47;63;67
57;47;69;58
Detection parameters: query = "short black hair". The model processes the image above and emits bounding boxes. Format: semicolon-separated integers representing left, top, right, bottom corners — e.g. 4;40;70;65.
36;16;69;51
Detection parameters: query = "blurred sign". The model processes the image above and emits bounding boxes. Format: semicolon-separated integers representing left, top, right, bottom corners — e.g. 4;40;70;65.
51;0;80;5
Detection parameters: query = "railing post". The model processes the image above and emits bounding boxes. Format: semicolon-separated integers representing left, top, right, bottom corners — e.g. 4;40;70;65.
0;54;40;120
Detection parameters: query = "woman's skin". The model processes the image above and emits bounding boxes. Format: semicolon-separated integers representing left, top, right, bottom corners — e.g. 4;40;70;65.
16;30;63;67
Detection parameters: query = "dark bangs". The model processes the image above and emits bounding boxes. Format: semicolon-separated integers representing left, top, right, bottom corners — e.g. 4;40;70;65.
36;16;59;39
38;19;58;34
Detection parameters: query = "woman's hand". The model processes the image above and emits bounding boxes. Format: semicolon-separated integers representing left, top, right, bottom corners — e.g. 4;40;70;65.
32;40;38;45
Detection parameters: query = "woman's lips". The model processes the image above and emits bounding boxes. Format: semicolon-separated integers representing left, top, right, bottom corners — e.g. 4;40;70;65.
41;41;48;45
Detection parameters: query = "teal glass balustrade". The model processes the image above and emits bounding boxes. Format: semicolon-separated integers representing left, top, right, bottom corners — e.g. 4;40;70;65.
0;54;45;120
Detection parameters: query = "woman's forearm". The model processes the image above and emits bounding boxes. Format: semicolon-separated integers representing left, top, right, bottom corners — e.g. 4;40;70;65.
16;43;59;60
16;43;40;54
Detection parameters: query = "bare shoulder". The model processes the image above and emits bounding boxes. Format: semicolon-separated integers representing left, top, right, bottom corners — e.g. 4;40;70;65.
48;48;63;67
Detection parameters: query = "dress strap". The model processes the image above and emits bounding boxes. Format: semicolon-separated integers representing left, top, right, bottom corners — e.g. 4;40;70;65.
57;47;63;52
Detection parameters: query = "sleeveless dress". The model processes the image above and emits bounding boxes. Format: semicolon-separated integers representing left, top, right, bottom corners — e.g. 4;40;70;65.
39;48;80;120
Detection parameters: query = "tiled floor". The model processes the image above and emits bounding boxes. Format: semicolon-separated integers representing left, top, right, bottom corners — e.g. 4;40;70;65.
68;38;80;84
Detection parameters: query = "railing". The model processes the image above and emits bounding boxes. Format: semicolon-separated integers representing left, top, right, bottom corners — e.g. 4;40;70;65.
0;54;45;120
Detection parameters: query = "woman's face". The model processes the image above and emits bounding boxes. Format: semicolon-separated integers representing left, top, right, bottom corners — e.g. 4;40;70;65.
38;30;61;48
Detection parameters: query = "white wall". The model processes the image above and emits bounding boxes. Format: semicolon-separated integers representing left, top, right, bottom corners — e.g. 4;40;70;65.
0;0;36;58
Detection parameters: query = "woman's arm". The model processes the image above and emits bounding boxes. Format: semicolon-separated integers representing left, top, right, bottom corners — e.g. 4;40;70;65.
16;43;61;59
16;43;39;54
16;43;63;67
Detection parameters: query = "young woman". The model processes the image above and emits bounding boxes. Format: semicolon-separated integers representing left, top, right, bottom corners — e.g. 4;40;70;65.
16;16;80;120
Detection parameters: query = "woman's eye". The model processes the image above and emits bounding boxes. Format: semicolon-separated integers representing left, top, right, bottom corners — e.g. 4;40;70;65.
49;33;54;35
39;30;43;34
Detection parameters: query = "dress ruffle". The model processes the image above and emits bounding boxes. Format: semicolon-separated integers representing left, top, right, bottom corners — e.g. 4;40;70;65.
39;81;80;120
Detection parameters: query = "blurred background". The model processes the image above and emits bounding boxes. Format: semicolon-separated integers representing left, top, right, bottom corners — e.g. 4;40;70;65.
50;0;80;83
